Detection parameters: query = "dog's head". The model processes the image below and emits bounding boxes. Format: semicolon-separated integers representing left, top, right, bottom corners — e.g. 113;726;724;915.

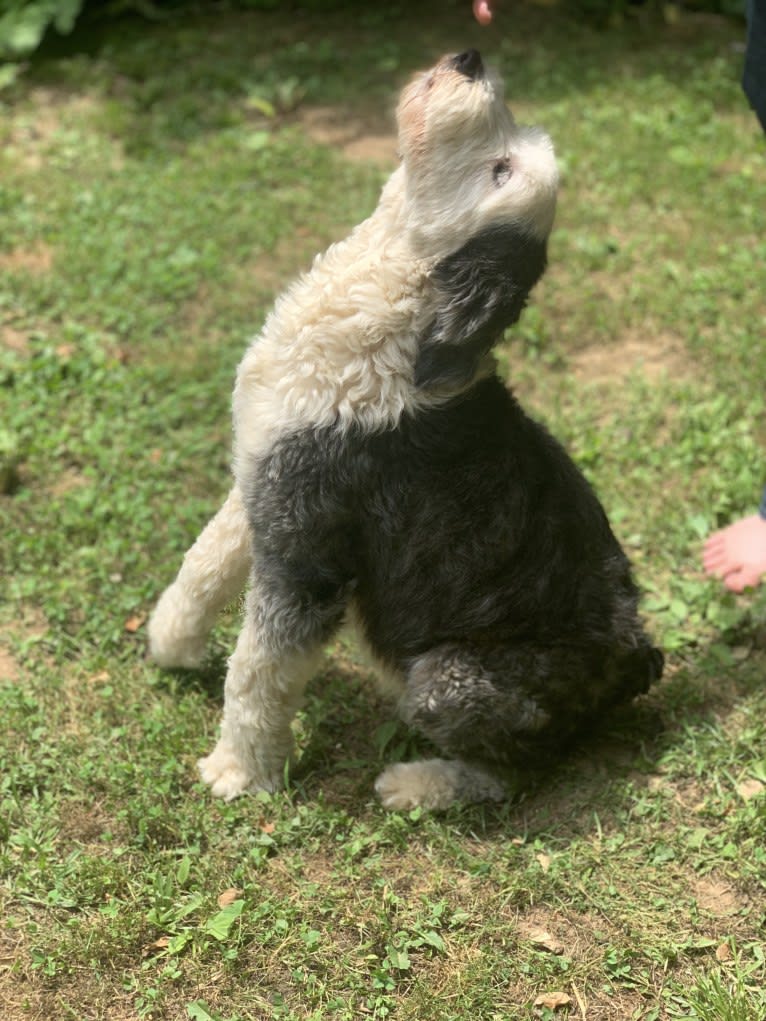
397;51;559;388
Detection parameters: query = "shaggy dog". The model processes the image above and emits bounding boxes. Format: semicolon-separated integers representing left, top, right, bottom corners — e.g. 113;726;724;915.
148;50;663;811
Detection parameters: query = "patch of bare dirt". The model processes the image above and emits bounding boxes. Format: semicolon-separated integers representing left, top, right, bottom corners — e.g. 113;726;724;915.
691;875;748;918
56;801;115;846
1;325;31;355
236;224;339;308
4;978;140;1021
7;88;102;171
296;106;397;167
737;778;765;801
0;925;33;1021
0;645;19;683
1;613;49;674
0;243;54;276
47;467;89;498
570;329;691;386
645;773;710;813
517;910;575;957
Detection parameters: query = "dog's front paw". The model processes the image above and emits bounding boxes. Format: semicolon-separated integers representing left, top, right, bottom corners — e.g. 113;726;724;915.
198;751;252;801
375;759;505;812
198;744;283;801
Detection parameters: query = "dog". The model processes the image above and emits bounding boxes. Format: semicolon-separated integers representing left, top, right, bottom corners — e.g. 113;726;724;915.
148;50;663;811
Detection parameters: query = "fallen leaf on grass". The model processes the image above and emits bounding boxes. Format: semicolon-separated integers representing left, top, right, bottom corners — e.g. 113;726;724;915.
520;923;565;955
737;779;764;801
536;852;551;873
534;990;572;1010
186;1003;222;1021
217;887;243;908
124;614;146;633
716;941;732;962
142;936;170;956
730;644;751;662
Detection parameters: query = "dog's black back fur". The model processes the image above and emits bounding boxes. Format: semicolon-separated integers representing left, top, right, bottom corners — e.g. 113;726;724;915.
245;373;662;773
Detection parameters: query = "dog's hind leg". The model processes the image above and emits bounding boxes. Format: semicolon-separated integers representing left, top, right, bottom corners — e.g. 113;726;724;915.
375;637;661;811
375;758;505;812
199;569;347;800
148;486;251;669
374;643;546;811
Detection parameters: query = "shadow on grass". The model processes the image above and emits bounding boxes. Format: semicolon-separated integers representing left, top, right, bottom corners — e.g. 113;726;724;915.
151;593;765;836
151;649;231;701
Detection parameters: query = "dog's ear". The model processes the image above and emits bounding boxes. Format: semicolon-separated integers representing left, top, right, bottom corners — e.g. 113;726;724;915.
415;224;547;389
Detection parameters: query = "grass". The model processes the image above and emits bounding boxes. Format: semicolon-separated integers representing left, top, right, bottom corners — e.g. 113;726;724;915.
1;3;765;1019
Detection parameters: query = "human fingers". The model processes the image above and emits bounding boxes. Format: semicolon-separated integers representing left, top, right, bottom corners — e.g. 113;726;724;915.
473;0;494;25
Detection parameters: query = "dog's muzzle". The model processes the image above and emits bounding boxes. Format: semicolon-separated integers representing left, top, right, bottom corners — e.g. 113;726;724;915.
451;49;484;81
453;49;482;81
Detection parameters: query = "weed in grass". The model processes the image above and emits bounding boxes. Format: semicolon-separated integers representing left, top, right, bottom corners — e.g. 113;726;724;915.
664;942;766;1020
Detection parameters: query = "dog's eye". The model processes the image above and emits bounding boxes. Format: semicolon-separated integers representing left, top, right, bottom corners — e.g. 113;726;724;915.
492;158;513;187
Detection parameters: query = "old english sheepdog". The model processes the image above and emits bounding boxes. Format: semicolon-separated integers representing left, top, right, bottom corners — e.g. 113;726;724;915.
148;50;663;811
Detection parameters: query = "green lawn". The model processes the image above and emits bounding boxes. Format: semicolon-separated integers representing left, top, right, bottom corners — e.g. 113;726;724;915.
1;4;765;1019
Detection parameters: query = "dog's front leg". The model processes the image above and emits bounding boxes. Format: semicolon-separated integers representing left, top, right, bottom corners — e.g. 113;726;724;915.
198;583;330;800
148;486;251;669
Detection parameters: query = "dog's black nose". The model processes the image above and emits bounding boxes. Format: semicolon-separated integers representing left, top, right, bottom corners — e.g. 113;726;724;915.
453;49;484;80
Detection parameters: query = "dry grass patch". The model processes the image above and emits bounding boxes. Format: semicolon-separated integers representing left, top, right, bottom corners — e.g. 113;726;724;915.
691;876;748;920
0;645;20;683
1;325;33;355
0;243;54;275
569;329;692;388
296;106;397;167
4;88;112;170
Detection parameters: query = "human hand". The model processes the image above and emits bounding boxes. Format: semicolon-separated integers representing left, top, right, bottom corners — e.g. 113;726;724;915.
703;514;766;592
473;0;495;25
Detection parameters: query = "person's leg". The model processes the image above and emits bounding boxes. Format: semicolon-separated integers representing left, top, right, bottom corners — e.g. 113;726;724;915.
743;0;766;133
703;486;766;593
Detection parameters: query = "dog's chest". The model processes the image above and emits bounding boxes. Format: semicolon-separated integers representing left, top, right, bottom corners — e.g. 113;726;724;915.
231;244;437;475
245;378;514;554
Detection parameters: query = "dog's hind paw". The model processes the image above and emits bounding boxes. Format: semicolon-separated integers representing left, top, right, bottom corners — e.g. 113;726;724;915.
375;758;505;812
